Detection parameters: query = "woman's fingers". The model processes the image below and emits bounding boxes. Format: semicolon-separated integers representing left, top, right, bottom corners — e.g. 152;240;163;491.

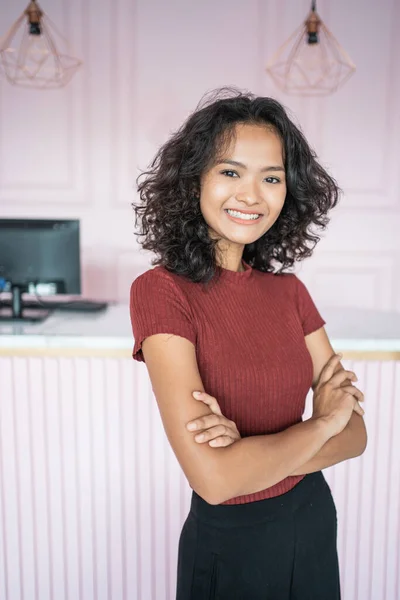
317;353;343;386
194;424;231;443
187;392;241;447
353;403;365;416
192;391;223;415
340;385;365;415
187;413;224;431
317;354;358;388
208;435;234;447
340;385;364;402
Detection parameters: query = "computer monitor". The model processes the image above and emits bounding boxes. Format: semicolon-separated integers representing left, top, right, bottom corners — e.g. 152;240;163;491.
0;218;81;321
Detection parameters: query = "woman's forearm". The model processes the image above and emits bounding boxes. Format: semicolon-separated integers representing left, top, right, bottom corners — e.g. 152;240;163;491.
289;412;367;476
211;417;334;504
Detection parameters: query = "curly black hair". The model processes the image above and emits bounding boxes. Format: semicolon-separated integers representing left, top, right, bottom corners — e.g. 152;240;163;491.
132;86;341;286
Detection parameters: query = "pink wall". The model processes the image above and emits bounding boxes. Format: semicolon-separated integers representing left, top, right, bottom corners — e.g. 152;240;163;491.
0;0;399;307
1;1;400;599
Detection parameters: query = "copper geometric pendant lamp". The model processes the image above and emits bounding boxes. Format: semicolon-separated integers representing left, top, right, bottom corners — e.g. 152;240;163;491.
0;0;82;89
266;0;356;96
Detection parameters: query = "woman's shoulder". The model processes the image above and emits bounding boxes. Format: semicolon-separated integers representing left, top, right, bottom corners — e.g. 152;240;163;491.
132;264;176;287
130;265;192;306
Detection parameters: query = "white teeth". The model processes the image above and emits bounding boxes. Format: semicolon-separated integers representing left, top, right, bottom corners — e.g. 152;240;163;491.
226;209;260;220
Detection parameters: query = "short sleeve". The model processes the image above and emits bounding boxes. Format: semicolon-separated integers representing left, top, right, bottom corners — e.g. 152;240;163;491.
129;268;197;362
293;274;326;336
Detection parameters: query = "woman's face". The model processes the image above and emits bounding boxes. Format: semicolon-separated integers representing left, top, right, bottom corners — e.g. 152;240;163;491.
199;122;287;269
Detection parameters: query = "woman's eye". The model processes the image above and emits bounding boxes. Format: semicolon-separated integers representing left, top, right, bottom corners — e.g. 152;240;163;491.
220;170;280;184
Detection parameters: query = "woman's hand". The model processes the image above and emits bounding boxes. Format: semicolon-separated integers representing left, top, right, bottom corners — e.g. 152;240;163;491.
186;391;241;447
312;353;365;436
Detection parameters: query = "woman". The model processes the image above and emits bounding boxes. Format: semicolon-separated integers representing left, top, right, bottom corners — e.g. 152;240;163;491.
129;87;367;599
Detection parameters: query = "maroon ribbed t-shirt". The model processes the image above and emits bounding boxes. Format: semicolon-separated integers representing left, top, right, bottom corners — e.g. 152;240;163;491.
130;259;326;505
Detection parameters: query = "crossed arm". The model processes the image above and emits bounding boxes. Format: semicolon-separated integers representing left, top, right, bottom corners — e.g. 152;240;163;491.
289;326;368;475
289;410;367;476
189;327;368;478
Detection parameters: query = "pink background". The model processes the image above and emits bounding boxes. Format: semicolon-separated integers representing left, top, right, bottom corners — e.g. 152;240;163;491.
1;0;399;307
1;1;400;599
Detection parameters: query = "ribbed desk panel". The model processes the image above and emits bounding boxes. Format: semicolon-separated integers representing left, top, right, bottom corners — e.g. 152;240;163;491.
0;356;399;600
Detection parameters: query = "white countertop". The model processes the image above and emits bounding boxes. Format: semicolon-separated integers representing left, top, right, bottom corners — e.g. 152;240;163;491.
1;304;400;353
0;304;132;349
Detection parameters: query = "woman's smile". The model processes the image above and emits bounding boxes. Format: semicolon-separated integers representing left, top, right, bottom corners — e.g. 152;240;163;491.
224;209;264;225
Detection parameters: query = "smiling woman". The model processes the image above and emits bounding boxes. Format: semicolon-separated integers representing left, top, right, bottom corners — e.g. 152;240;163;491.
132;85;340;286
129;86;353;600
198;123;287;269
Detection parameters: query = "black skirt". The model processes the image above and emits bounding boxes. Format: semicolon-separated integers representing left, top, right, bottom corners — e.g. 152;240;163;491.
176;470;341;600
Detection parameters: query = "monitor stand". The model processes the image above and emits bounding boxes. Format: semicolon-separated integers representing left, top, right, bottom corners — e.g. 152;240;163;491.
0;283;51;323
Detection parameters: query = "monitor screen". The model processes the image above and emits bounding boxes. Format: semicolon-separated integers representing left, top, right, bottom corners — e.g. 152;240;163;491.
0;218;81;295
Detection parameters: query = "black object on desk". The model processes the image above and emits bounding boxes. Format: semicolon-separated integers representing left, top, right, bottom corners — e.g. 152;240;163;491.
0;298;109;322
14;298;108;312
0;218;107;322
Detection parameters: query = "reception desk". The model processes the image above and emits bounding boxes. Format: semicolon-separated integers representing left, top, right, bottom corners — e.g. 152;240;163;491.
0;305;399;600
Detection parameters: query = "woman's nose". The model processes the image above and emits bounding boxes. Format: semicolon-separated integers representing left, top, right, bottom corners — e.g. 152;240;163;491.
235;186;262;204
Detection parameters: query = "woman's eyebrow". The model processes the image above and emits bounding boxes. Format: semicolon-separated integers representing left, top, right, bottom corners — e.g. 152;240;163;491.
215;159;285;173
